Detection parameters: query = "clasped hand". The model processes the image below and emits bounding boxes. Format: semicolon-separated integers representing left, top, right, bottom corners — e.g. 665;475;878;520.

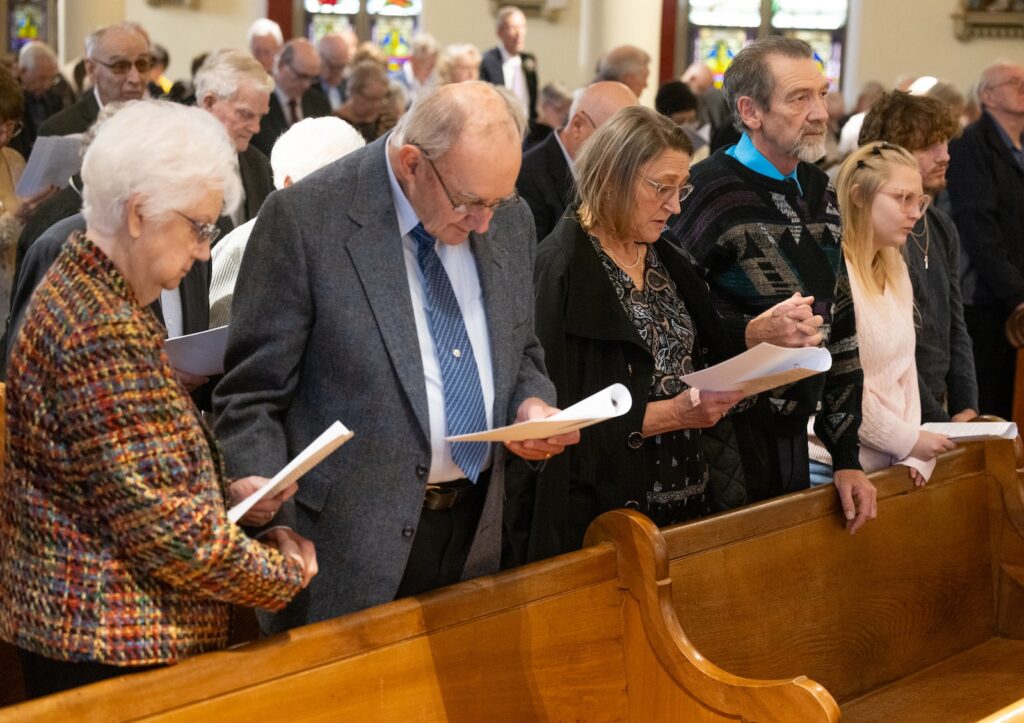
745;292;824;348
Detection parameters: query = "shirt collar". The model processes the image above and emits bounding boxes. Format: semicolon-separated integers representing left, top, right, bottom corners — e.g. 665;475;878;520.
990;111;1024;155
93;86;105;110
725;132;803;195
553;129;575;175
385;139;421;238
498;44;518;63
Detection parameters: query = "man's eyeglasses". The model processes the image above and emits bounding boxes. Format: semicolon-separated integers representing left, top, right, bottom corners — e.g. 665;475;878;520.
577;109;596;129
879;190;931;215
92;56;153;76
0;120;24;139
987;76;1024;93
175;210;221;246
287;62;319;83
640;175;694;205
417;147;520;214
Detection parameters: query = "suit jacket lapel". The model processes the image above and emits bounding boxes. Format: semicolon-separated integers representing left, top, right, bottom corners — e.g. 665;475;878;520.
470;229;511;423
345;141;431;443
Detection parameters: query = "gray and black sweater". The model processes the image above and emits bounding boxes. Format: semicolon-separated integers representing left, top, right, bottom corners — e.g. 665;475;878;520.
667;149;863;472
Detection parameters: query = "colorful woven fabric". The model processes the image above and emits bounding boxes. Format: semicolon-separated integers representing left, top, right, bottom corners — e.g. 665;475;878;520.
0;233;303;666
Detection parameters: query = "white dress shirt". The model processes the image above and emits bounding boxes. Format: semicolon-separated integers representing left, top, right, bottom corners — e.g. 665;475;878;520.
498;45;530;116
386;148;495;483
160;288;184;338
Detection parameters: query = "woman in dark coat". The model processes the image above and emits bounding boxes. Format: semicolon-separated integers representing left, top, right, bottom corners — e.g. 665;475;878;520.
524;106;762;559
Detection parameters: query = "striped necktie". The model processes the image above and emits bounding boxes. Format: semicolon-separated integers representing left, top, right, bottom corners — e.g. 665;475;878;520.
409;222;489;482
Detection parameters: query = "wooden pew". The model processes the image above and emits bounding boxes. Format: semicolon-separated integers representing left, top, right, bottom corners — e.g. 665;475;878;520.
0;509;836;721
658;439;1024;722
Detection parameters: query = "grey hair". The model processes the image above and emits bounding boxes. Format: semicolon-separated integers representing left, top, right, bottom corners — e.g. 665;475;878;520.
195;49;274;102
391;81;521;158
723;36;814;130
596;46;651;83
84;22;147;60
493;85;529;139
81;100;241;237
411;33;439;59
271;116;365;189
495;5;525;31
436;43;482;85
18;41;57;71
247;18;283;45
80;101;127;158
978;60;1021;96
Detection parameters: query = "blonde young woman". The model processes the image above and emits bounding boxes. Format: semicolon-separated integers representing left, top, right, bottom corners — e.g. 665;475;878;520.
809;142;955;487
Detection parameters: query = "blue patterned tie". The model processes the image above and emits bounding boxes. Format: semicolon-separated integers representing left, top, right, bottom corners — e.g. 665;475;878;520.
409;222;489;482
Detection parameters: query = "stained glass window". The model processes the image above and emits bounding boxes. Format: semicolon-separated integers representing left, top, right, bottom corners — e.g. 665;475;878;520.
771;0;847;30
305;0;361;14
367;0;422;16
688;0;761;28
692;28;751;87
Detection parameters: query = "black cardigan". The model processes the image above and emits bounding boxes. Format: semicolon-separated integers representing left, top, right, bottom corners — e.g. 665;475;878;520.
510;215;767;562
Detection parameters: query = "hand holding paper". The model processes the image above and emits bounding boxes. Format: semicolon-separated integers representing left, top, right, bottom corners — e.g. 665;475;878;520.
504;397;582;462
446;384;633;443
165;325;229;377
681;343;832;396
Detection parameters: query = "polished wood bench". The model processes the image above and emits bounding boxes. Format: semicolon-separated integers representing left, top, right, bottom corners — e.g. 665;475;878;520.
0;509;836;721
659;439;1024;722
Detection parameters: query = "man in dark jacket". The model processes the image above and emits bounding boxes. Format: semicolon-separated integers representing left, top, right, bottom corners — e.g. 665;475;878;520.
479;6;538;124
9;41;67;160
947;61;1024;421
250;39;332;156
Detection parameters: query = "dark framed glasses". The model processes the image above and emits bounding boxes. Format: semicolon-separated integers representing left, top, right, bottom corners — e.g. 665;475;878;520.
92;56;153;76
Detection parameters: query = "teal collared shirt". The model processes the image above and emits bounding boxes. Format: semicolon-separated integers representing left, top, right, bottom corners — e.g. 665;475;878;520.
725;132;803;195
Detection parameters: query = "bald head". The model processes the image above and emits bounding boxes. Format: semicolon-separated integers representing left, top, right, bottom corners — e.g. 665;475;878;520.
276;38;321;100
318;32;351;86
978;61;1024;126
682;62;714;94
560;81;639;158
597;45;651;97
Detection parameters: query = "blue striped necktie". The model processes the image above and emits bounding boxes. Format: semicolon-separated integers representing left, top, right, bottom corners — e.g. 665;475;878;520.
409;222;489;482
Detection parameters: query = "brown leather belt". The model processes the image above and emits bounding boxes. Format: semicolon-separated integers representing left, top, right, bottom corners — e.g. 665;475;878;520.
422;470;490;511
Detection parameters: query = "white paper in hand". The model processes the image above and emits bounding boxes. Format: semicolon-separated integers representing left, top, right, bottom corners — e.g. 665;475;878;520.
920;421;1018;442
680;343;832;395
228;421;354;524
15;134;83;197
165;325;229;377
446;384;632;443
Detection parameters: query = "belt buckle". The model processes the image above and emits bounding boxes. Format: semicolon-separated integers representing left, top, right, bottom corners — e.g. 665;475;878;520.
423;483;460;511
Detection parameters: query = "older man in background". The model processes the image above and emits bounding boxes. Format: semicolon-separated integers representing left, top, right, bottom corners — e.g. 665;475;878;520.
10;41;66;160
40;23;149;137
516;80;638;241
596;45;651;98
247;18;283;74
947;61;1024;421
480;6;537;124
314;32;354;111
214;82;577;632
251;38;331;155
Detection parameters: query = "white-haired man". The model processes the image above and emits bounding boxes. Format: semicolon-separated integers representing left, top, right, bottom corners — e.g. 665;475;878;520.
214;82;578;632
247;18;283;74
40;23;150;137
194;49;276;232
480;6;537;124
10;41;66;159
209;116;366;325
400;33;439;104
596;45;651;99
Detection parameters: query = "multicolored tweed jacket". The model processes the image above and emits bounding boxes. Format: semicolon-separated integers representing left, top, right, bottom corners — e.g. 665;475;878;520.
0;233;303;666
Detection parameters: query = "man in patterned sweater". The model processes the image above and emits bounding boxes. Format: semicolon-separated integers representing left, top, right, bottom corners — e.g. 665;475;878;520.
668;36;876;533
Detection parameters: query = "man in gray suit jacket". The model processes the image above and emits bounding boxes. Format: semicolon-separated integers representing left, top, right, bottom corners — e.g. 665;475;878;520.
214;82;577;633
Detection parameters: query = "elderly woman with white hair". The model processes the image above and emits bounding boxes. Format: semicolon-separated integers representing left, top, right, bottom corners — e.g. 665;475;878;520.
0;101;317;699
209;115;366;326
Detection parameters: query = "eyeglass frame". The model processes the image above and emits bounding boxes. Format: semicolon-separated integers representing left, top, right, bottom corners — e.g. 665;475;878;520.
985;76;1024;93
174;210;221;246
286;61;320;84
414;145;521;214
878;189;931;215
639;174;694;205
0;119;24;139
91;56;153;76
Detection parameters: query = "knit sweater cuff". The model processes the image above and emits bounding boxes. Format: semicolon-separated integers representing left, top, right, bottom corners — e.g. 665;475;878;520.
829;446;863;472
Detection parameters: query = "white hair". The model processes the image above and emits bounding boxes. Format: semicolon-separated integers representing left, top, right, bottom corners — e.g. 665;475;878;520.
82;100;241;237
270;116;365;189
411;33;439;59
194;49;274;102
247;18;283;45
84;22;147;60
18;41;57;71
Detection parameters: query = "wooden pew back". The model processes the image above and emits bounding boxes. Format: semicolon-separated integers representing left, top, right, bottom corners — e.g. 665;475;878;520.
662;440;1024;706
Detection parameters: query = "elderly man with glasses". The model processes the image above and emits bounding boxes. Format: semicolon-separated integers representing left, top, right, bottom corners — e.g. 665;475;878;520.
39;23;150;137
947;62;1024;422
214;82;578;633
251;38;331;156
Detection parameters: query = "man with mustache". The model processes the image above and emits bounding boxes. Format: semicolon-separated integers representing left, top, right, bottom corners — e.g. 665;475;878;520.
859;91;978;425
668;36;876;534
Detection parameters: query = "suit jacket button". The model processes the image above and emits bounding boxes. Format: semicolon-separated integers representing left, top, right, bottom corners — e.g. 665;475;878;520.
402;526;415;538
624;500;640;511
627;431;643;449
416;464;428;478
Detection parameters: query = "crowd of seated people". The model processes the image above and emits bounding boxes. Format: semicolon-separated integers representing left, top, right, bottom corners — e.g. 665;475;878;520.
0;5;1020;703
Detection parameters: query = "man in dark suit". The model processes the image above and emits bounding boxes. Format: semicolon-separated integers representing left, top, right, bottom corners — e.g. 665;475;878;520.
194;49;276;231
38;23;149;137
947;61;1024;421
480;6;538;124
214;82;577;633
517;81;637;242
9;41;67;160
251;39;332;156
313;31;354;111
